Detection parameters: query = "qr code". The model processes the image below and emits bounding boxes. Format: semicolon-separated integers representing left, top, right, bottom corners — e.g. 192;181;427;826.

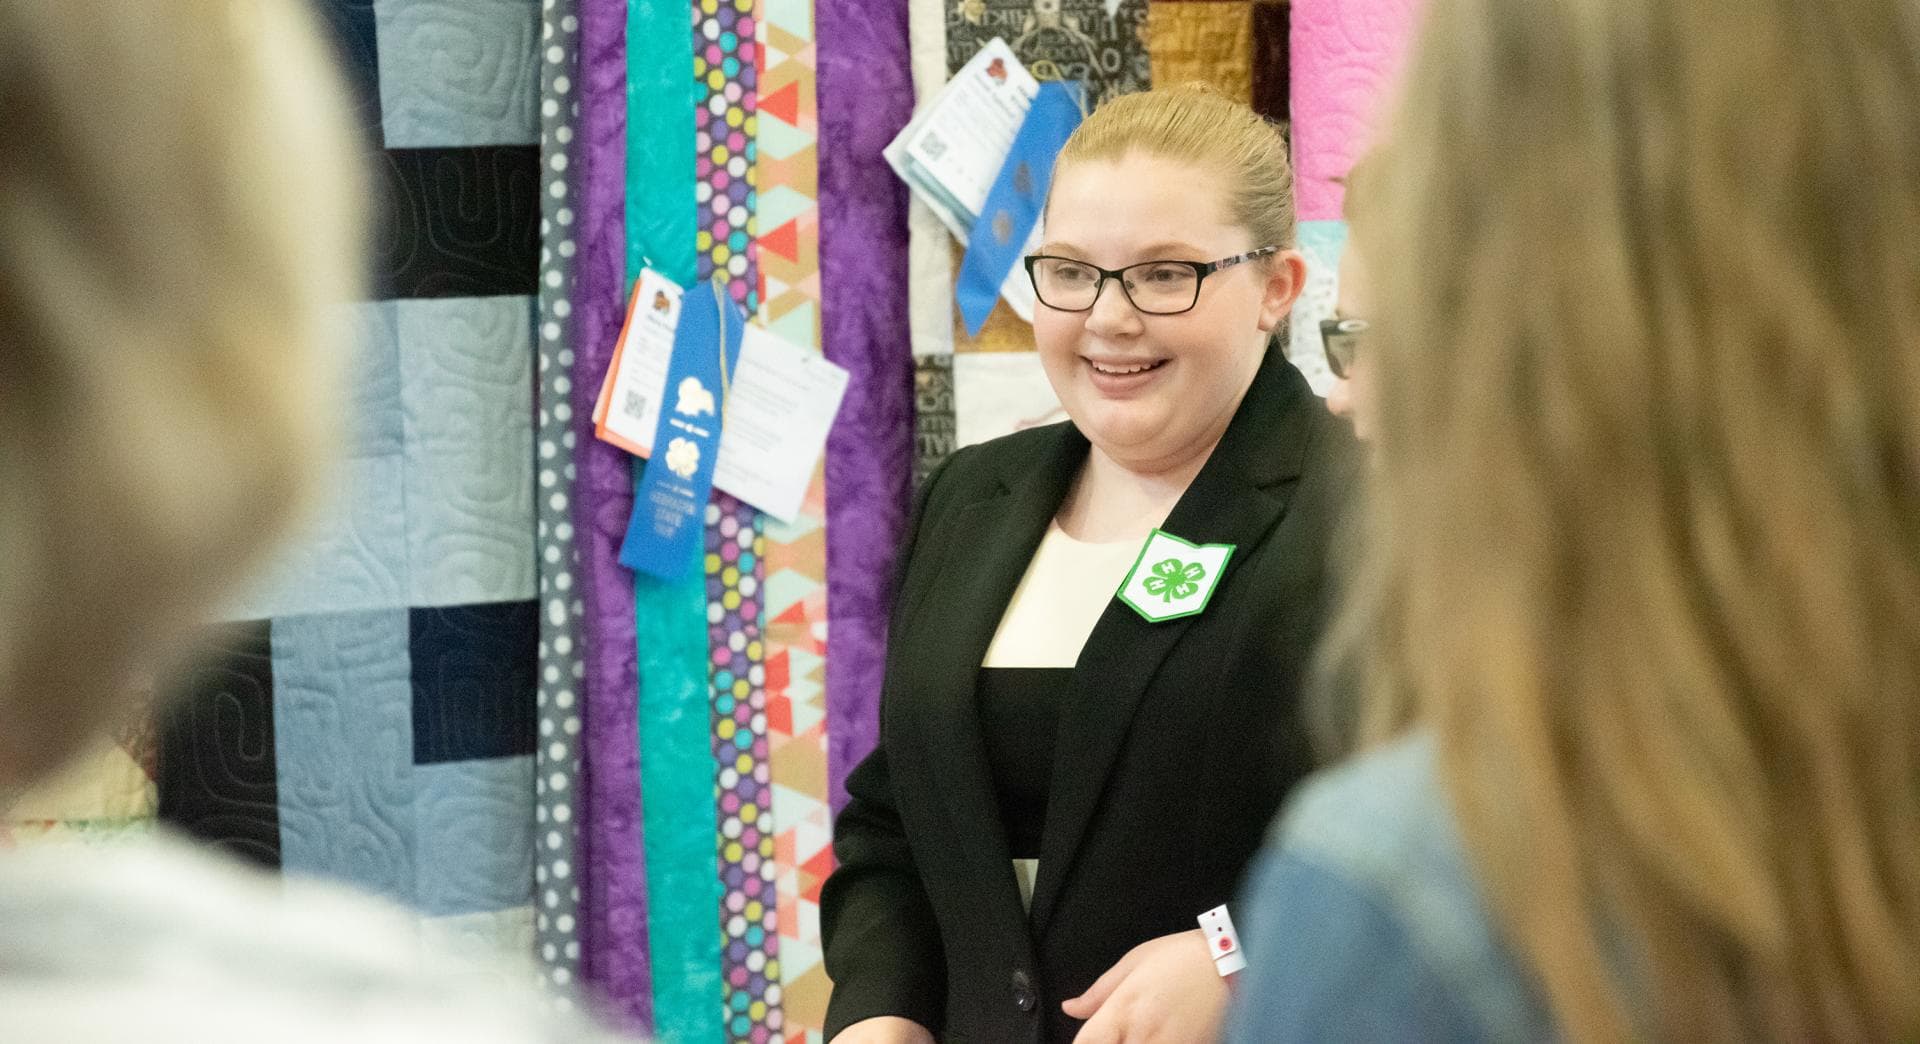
622;389;648;422
919;132;947;161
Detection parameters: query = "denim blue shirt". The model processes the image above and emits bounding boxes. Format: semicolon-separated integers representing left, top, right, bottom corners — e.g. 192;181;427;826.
1225;734;1560;1043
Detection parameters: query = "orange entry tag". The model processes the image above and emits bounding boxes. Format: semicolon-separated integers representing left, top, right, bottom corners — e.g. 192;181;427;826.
593;267;686;458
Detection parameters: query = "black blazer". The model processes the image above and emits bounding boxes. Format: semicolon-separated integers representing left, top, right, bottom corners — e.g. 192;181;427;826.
822;350;1361;1043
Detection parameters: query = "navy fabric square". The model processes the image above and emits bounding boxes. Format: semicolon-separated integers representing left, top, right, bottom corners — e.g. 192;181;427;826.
309;0;385;147
157;621;282;869
373;145;541;299
410;600;538;764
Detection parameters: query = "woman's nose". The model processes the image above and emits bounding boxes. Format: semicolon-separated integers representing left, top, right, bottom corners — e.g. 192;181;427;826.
1084;276;1143;337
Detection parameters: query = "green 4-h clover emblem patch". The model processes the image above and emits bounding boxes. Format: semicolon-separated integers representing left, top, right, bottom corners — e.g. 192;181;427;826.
1142;558;1206;602
1117;530;1236;623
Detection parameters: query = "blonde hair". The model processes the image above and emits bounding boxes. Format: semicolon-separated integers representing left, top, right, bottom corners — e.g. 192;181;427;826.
1336;149;1382;238
0;2;365;794
1338;0;1920;1039
1053;84;1296;251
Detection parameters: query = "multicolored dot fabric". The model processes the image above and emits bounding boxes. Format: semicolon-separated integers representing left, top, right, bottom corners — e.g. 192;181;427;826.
695;0;761;308
693;0;782;1039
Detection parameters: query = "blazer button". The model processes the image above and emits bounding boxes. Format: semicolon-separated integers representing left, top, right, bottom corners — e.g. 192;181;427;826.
1010;969;1037;1013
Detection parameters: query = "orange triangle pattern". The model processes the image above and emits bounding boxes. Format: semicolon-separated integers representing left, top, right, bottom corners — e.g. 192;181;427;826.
773;598;809;626
765;649;792;694
761;79;801;126
761;219;800;262
800;845;837;904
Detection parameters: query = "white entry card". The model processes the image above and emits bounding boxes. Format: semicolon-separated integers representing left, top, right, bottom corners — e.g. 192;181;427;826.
712;326;850;524
884;37;1039;240
594;270;849;523
882;38;1042;321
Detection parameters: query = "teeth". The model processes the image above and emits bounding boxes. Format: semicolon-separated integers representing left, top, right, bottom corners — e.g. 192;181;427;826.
1090;360;1160;375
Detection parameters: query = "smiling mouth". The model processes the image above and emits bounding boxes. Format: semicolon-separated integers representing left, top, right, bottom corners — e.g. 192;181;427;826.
1085;358;1168;376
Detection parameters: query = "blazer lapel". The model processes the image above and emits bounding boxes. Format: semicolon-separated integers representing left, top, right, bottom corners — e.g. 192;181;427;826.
891;422;1088;925
1028;353;1317;937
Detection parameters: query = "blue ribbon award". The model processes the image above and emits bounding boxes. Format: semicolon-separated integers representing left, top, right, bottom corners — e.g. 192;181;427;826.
955;80;1085;337
619;281;746;579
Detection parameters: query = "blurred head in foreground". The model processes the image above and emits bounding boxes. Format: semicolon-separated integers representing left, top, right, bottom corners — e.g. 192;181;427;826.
1335;0;1920;1038
0;1;364;797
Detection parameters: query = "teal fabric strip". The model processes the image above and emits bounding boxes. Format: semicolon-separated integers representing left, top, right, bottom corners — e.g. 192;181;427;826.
628;2;699;284
626;3;721;1041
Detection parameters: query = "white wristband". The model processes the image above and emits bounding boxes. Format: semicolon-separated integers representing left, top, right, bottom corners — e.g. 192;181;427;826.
1197;904;1247;976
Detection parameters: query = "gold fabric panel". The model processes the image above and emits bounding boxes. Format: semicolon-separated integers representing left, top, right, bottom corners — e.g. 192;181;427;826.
1148;1;1255;104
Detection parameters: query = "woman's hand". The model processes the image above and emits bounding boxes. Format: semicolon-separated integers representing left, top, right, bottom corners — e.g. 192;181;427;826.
829;1015;937;1044
1063;929;1228;1044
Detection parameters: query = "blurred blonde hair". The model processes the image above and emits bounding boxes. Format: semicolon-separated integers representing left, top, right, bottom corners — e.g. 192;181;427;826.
1337;0;1920;1039
1053;83;1296;251
0;2;365;793
1335;149;1382;238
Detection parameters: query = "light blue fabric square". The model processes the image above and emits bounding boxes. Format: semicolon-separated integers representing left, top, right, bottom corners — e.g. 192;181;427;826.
375;0;541;148
414;755;535;916
222;453;410;620
398;297;535;607
343;301;403;458
398;296;534;447
273;609;415;906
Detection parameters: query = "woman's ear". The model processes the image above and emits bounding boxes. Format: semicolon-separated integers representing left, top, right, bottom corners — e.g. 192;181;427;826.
1257;248;1308;332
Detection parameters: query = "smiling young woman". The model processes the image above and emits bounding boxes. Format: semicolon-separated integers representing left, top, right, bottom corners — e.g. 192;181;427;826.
820;86;1362;1044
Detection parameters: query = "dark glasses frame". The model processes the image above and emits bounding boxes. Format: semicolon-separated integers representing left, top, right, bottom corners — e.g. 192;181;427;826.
1319;316;1367;379
1022;246;1281;316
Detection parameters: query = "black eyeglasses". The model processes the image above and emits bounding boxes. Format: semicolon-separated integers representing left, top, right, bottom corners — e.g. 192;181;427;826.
1023;247;1279;316
1319;316;1367;379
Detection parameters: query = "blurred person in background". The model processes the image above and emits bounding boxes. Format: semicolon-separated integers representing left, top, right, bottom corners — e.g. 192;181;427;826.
1319;157;1380;442
1229;0;1920;1040
0;3;631;1040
